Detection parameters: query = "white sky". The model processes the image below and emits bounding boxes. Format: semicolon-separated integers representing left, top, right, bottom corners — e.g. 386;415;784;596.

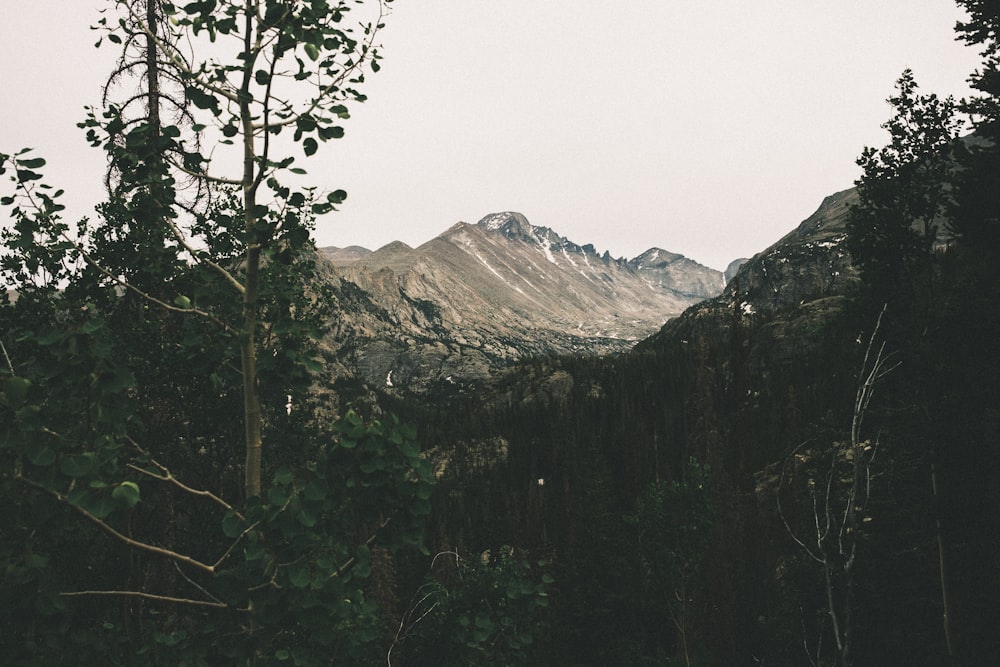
1;1;983;271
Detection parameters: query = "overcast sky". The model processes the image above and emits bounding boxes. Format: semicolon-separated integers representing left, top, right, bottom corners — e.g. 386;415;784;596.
1;1;983;271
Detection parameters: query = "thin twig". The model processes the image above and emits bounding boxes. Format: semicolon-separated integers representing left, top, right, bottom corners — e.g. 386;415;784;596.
61;589;227;609
69;237;236;334
776;440;823;563
0;339;14;374
211;521;261;571
332;516;391;578
126;437;242;518
173;561;224;606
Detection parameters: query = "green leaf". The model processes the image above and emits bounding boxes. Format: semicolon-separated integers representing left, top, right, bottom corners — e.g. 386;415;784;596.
79;318;104;334
318;125;344;141
222;510;243;538
2;376;31;404
60;454;95;478
303;137;318;156
274;467;294;486
303;480;327;501
185;86;218;113
288;564;311;588
15;156;46;169
16;169;42;183
27;446;57;467
267;486;289;506
112;481;141;508
89;494;117;519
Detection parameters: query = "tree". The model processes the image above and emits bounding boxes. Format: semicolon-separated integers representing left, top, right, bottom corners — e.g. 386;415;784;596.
84;0;391;498
777;307;896;667
388;548;553;666
846;69;963;308
955;0;1000;128
950;0;1000;251
627;458;713;667
1;1;437;663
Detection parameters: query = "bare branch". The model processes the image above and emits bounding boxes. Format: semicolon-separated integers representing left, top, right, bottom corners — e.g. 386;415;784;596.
210;520;261;572
18;475;216;575
332;517;391;578
158;213;247;295
173;561;225;606
0;339;14;375
121;2;241;105
776;440;824;563
166;155;243;187
70;238;236;335
126;437;242;519
61;589;228;609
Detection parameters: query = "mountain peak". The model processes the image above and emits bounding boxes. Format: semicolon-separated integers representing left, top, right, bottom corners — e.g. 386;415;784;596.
476;211;539;240
630;247;685;268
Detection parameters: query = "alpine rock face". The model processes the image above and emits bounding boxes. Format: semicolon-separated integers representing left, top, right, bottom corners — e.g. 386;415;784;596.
317;212;725;392
643;186;861;363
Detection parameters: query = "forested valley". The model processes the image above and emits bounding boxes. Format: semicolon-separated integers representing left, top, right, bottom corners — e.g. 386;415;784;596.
3;1;1000;665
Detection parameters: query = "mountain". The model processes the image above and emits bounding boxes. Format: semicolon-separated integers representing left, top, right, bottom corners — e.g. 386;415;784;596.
730;186;857;312
316;212;724;392
639;186;860;360
412;182;1000;664
396;187;869;663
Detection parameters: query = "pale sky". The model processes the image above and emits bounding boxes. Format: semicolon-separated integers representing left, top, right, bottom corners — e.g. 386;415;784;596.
1;1;983;271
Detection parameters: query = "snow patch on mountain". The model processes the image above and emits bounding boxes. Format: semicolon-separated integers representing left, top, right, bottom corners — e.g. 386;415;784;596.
479;212;511;231
537;231;556;264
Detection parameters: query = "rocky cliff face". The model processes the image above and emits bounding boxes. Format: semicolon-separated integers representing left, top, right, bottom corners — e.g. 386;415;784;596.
617;187;863;400
730;187;857;314
646;186;859;348
316;212;724;392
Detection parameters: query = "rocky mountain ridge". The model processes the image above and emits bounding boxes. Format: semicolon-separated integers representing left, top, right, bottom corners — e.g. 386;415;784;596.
641;186;860;365
316;212;725;392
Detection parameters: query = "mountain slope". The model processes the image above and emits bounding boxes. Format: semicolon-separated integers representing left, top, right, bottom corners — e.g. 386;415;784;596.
317;212;724;391
641;186;860;355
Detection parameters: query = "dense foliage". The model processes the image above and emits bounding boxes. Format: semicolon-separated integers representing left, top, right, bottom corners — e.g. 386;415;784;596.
0;1;519;664
4;2;1000;665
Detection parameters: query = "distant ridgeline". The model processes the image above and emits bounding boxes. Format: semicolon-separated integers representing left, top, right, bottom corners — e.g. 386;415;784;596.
317;211;725;393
